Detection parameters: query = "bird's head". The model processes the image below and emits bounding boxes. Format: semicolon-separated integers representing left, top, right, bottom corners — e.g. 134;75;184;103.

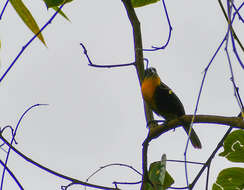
144;67;158;79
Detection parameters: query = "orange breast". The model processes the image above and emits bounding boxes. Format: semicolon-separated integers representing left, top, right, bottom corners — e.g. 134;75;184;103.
141;77;160;103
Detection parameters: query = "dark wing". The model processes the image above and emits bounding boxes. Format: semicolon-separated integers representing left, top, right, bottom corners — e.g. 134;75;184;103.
153;82;185;120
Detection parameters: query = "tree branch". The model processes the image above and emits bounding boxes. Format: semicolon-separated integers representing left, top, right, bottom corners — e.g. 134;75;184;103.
121;0;154;124
148;114;244;141
0;134;120;190
121;1;154;189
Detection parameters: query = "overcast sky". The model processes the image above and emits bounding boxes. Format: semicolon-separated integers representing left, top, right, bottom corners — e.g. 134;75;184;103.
0;0;244;189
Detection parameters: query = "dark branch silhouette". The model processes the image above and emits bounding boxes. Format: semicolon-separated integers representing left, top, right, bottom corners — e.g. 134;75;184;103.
190;127;233;189
0;134;120;190
80;42;136;68
143;0;172;51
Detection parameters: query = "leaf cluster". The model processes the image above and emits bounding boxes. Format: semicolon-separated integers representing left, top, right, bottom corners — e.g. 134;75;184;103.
9;0;73;45
213;130;244;190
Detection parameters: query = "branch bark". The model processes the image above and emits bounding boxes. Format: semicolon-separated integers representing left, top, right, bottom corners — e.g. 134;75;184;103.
121;0;153;124
121;1;154;189
148;114;244;141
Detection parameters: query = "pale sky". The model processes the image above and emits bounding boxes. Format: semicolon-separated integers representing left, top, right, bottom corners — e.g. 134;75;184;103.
0;0;244;189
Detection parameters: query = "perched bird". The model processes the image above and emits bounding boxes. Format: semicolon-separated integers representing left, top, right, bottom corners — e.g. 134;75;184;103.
141;67;202;149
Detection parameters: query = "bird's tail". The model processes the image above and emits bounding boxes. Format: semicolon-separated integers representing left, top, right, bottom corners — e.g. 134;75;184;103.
183;124;202;149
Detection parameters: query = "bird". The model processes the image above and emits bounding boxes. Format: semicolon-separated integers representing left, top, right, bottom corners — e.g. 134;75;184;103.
141;67;202;149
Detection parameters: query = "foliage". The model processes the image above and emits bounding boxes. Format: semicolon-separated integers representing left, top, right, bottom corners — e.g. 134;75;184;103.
212;168;244;190
219;130;244;163
43;0;73;8
147;154;174;190
9;0;72;46
212;130;244;189
131;0;160;8
10;0;46;45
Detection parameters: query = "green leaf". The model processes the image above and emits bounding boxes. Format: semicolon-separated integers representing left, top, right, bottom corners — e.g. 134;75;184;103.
131;0;160;8
148;154;174;190
144;181;153;190
10;0;46;46
44;0;64;8
212;167;244;190
219;130;244;162
52;7;70;21
43;0;73;8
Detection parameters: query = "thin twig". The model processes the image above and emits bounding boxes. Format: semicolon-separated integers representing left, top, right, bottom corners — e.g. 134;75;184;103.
189;127;233;189
0;4;65;84
223;1;244;114
0;0;9;19
0;134;120;190
226;29;244;112
218;0;244;68
168;186;188;189
229;2;244;69
0;125;17;145
205;162;211;190
184;32;228;186
113;180;142;185
1;104;48;190
0;158;23;190
61;182;76;190
86;163;142;183
167;159;204;165
143;0;172;51
232;3;244;22
80;43;135;68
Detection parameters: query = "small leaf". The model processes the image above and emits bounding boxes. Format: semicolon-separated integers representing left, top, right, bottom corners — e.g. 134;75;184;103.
44;0;64;8
148;154;174;190
219;130;244;162
52;7;70;21
43;0;73;8
212;167;244;190
10;0;46;46
131;0;160;8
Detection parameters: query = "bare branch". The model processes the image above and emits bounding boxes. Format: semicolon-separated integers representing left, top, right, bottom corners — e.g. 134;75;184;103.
86;163;142;185
80;43;135;68
189;127;233;189
0;134;120;190
113;180;142;186
148;114;244;141
121;1;154;189
143;0;173;51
